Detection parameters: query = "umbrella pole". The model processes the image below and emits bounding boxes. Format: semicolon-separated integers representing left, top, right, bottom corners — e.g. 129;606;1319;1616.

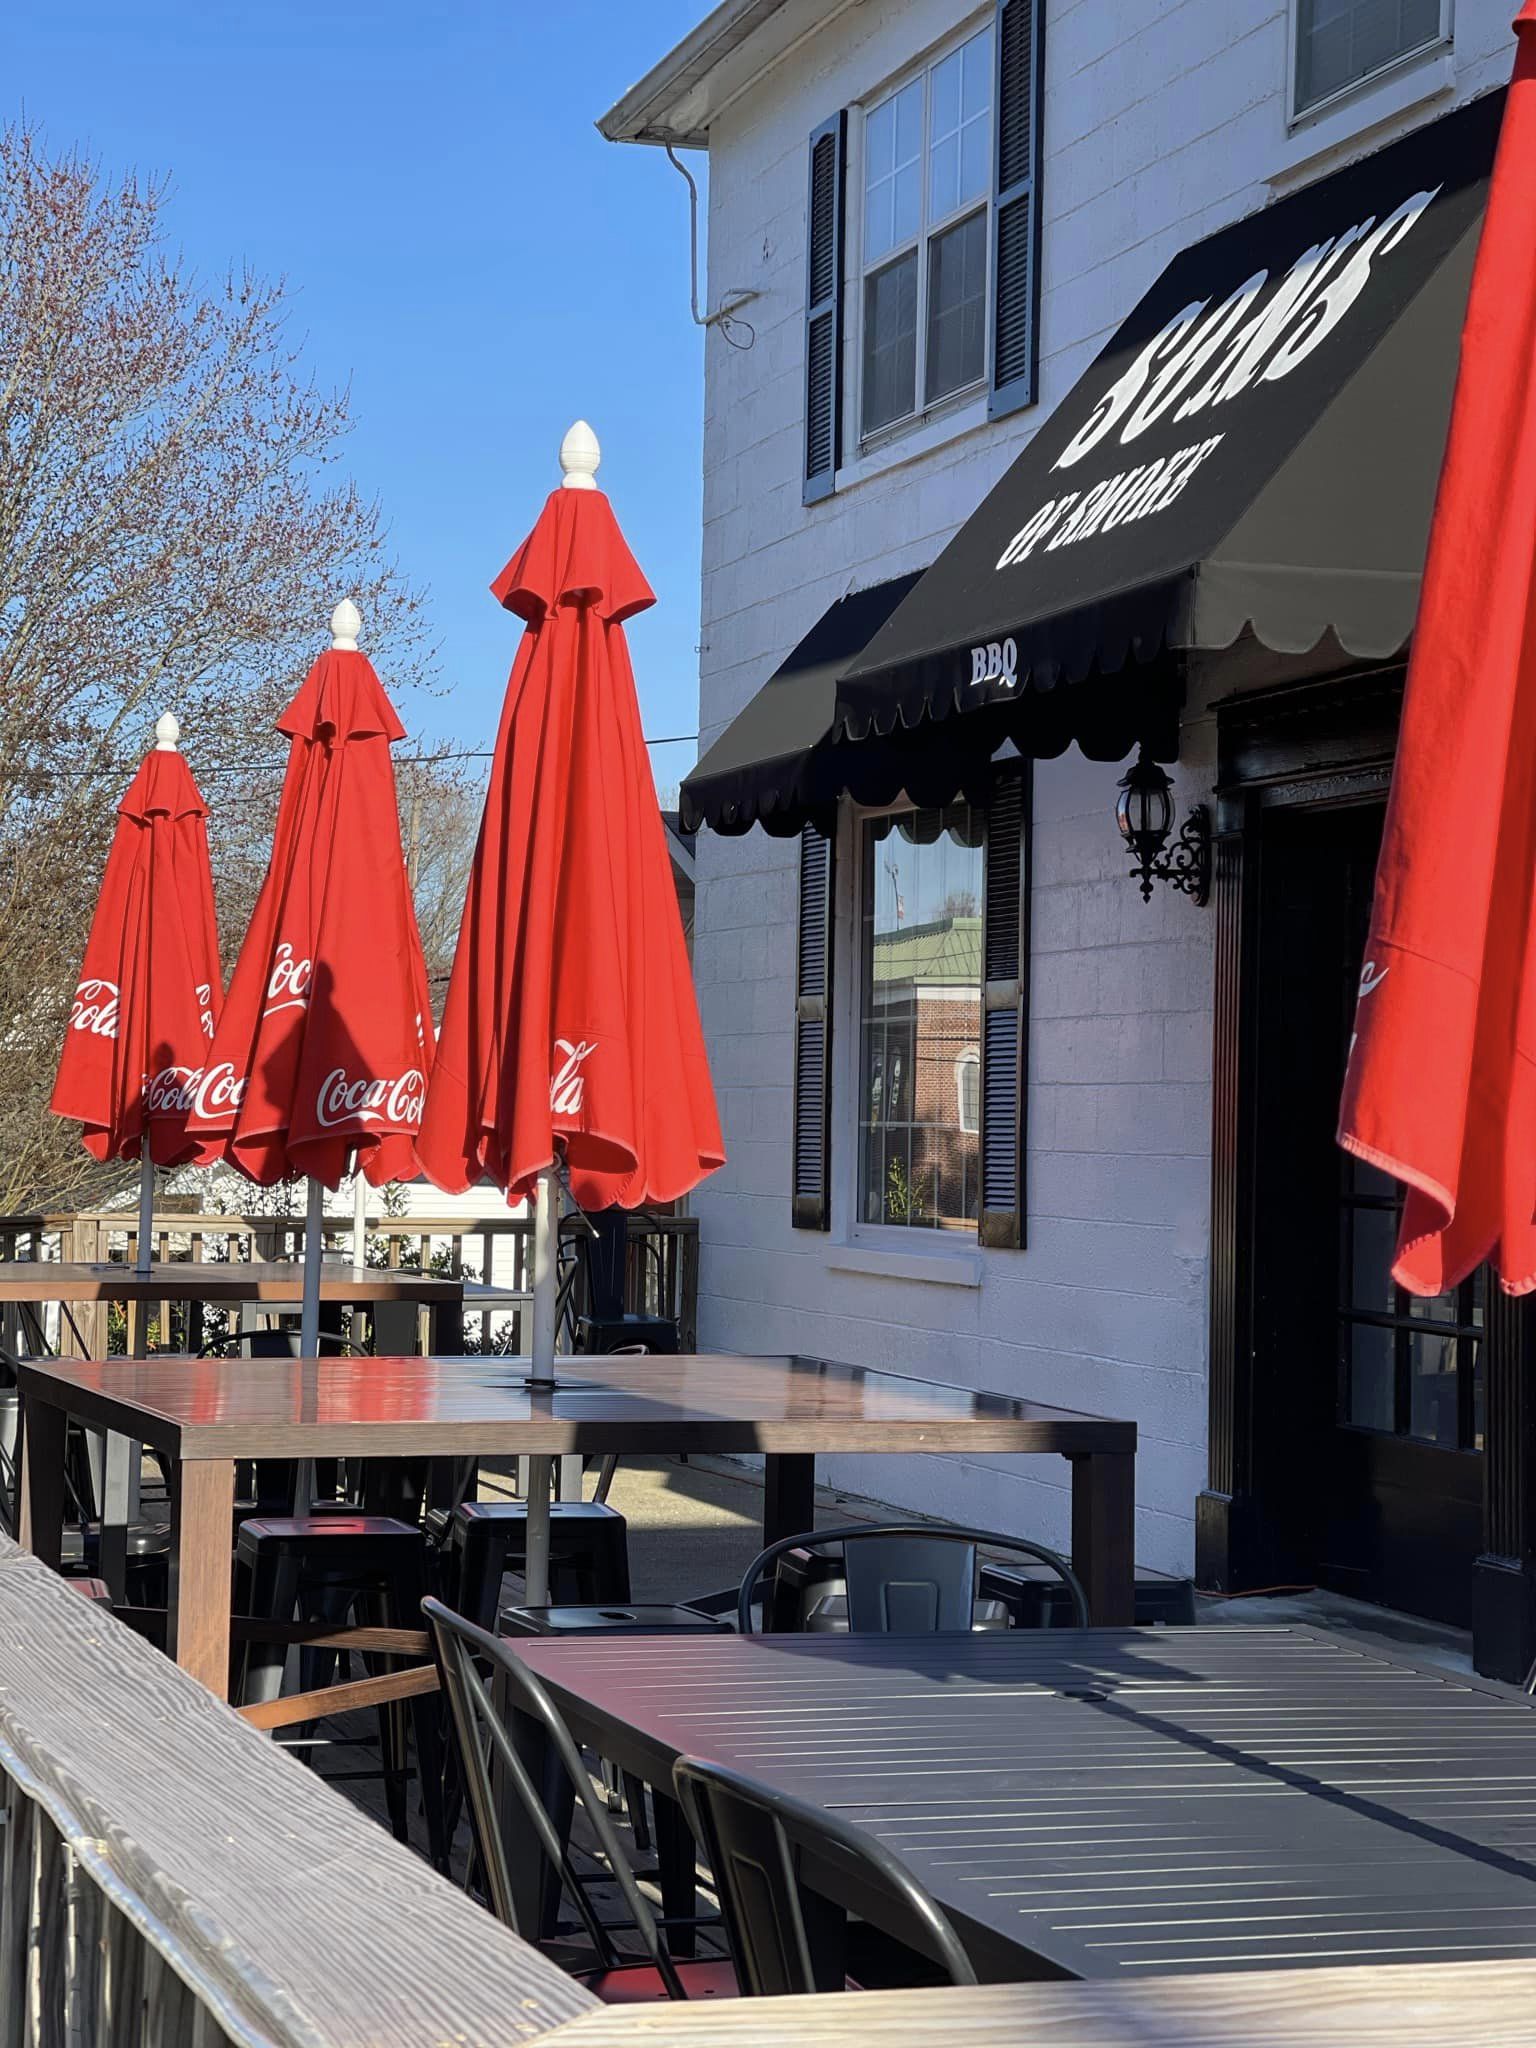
524;1164;560;1606
351;1152;367;1272
135;1138;154;1278
301;1176;324;1357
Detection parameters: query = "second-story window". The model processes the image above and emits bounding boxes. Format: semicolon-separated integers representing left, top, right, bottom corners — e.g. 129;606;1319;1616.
860;29;993;439
1293;0;1449;118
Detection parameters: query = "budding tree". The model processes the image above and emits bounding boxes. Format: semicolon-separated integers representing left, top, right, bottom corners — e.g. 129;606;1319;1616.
0;123;437;1211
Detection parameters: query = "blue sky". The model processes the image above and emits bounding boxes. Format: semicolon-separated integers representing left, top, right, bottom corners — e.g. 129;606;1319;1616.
1;0;709;795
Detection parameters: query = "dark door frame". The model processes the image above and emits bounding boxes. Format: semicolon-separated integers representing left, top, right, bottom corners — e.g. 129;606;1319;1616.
1195;665;1536;1682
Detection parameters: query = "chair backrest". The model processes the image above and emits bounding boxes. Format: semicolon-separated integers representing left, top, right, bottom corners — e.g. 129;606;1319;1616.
736;1521;1091;1633
421;1597;685;1998
672;1755;977;1995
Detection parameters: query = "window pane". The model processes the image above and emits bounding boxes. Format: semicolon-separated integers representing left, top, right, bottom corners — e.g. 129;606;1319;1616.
1346;1203;1398;1315
931;45;962;143
1408;1331;1459;1445
858;805;985;1233
1296;0;1442;113
929;131;959;221
1346;1322;1395;1433
962;29;992;119
930;32;991;220
863;251;918;432
893;76;923;166
864;79;923;262
925;210;987;403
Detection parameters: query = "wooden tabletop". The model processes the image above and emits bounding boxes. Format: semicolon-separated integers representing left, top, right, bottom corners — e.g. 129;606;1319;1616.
537;1959;1536;2047
12;1351;1134;1460
0;1259;462;1304
509;1626;1536;1983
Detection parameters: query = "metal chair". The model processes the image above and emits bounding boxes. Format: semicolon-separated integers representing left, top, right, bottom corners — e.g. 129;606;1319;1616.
737;1521;1091;1634
423;1597;736;2003
672;1756;978;1994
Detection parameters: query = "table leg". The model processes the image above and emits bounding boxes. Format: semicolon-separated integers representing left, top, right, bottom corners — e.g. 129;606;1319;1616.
763;1453;815;1545
653;1789;698;1958
98;1432;133;1603
1069;1450;1135;1626
169;1459;235;1697
19;1398;65;1569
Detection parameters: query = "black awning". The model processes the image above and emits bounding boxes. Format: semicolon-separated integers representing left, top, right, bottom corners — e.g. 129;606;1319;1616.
681;574;919;835
681;572;1176;835
837;89;1502;742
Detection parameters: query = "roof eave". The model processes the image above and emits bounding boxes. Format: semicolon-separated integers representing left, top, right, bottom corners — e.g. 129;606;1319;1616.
593;0;806;148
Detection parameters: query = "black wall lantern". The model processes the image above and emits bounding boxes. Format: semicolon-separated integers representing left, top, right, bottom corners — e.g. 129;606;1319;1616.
1115;747;1210;906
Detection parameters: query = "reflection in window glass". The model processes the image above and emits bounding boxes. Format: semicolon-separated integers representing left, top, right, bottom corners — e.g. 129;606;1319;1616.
926;210;988;403
859;805;985;1232
863;253;919;433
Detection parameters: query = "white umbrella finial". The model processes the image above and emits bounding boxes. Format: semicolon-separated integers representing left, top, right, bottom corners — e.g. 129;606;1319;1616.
330;599;362;650
154;713;180;752
560;420;601;490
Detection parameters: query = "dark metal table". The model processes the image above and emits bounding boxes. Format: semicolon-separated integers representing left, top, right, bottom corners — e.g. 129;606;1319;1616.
509;1625;1536;1984
16;1352;1136;1695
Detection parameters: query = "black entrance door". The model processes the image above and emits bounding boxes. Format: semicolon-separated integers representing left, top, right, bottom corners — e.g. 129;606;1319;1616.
1251;799;1484;1625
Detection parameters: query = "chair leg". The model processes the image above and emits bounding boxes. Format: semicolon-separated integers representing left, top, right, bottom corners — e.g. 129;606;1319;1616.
240;1553;301;1708
592;1454;619;1505
368;1586;411;1844
623;1772;652;1853
391;1557;449;1874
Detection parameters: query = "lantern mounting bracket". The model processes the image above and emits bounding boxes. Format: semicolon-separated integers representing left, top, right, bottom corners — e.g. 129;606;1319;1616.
1135;806;1211;906
1114;746;1211;907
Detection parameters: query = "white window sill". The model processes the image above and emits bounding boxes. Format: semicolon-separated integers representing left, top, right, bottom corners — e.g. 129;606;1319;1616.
826;1241;984;1288
1270;45;1455;189
835;389;991;495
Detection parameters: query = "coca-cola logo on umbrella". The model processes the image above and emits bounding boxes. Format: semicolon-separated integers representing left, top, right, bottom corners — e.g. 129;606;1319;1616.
315;1066;426;1130
68;979;120;1039
551;1038;597;1115
263;942;312;1018
143;1061;247;1119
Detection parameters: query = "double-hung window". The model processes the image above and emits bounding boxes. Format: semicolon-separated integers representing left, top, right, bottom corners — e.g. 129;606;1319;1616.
1292;0;1452;119
857;802;986;1230
861;31;993;439
792;765;1031;1246
801;0;1045;501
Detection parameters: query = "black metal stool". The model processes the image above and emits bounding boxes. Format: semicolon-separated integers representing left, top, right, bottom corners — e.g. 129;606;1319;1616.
449;1499;631;1630
236;1514;447;1867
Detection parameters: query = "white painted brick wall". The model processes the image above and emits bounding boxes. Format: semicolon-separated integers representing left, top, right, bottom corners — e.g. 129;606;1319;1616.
680;0;1515;1573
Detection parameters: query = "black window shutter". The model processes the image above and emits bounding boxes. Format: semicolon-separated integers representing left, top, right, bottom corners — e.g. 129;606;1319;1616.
980;763;1032;1246
990;0;1045;419
804;111;847;505
793;824;835;1229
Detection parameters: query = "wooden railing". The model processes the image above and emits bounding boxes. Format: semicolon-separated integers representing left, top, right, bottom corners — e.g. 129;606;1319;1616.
0;1532;598;2046
0;1209;698;1358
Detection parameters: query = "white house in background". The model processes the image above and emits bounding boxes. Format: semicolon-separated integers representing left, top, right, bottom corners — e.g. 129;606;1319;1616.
599;1;1536;1680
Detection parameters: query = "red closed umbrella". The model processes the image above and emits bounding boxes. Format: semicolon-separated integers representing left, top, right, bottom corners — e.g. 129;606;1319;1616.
1340;10;1536;1295
189;605;433;1354
418;425;722;1595
189;616;433;1192
51;715;223;1268
418;424;723;1211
